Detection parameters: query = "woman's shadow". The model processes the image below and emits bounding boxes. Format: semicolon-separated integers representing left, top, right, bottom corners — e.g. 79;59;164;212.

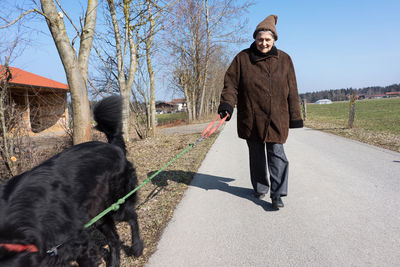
141;170;278;211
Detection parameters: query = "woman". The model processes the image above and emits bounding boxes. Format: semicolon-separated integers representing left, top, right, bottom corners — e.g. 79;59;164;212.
218;14;303;209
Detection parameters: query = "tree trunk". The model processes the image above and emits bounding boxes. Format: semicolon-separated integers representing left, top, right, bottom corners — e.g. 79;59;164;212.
191;89;197;121
183;80;193;122
0;64;17;176
40;0;96;144
107;0;137;142
146;2;156;136
198;0;210;118
78;0;97;83
121;86;130;138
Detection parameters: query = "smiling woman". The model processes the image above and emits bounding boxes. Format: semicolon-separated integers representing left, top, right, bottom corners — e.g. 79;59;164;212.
218;14;303;209
255;31;275;53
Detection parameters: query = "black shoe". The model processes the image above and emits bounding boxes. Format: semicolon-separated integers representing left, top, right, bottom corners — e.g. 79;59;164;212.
254;192;266;199
271;196;284;209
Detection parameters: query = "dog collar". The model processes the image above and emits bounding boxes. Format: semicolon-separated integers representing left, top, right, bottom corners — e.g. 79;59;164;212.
0;243;39;253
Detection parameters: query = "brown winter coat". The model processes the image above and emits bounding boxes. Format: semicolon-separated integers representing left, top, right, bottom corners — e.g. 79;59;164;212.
219;43;303;144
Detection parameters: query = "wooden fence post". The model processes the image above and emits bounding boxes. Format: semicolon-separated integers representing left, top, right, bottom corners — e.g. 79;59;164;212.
348;93;356;128
301;99;307;121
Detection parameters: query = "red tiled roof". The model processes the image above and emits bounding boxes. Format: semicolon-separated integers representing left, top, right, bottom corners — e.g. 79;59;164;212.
171;98;185;104
157;101;176;106
1;65;69;90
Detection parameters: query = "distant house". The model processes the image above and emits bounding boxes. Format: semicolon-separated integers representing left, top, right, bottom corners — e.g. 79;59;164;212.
3;66;69;135
315;99;332;104
155;101;176;113
156;98;187;113
171;98;186;111
365;94;387;99
349;94;385;100
385;92;400;97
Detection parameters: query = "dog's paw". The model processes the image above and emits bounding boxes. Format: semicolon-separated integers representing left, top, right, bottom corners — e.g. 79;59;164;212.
132;239;144;257
122;239;143;257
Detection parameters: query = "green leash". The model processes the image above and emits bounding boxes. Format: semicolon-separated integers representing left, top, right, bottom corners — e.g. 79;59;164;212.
84;142;196;229
48;142;198;256
84;114;228;229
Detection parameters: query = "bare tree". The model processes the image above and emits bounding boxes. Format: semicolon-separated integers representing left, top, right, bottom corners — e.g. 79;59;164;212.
93;0;172;139
94;0;164;141
101;0;141;143
142;0;173;135
165;0;202;122
165;0;253;121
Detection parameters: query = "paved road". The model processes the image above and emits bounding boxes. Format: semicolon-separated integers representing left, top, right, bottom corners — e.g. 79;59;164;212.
147;115;400;266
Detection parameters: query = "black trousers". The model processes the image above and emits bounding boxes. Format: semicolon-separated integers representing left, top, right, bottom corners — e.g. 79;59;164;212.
246;140;289;198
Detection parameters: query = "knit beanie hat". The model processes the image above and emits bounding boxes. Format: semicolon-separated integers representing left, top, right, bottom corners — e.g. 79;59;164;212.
253;14;278;40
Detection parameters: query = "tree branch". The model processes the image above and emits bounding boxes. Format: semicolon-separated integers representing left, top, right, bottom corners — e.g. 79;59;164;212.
0;8;45;29
87;77;105;98
92;44;119;81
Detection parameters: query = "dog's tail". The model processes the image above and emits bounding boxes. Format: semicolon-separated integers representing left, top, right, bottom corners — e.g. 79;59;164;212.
93;95;126;153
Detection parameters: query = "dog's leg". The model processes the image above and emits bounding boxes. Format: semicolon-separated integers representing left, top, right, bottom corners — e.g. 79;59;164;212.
129;211;144;257
121;204;144;257
76;255;98;267
97;217;121;267
76;241;100;267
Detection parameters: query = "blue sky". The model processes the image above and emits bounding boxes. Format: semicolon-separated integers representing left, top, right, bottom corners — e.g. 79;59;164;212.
248;0;400;93
5;0;400;99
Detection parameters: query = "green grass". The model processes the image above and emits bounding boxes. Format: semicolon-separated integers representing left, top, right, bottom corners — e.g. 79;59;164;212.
306;98;400;135
156;112;187;125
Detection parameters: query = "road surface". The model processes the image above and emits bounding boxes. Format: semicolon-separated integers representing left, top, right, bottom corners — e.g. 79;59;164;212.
147;115;400;266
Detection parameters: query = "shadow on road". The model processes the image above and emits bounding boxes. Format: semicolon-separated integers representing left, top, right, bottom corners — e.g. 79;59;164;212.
144;170;278;212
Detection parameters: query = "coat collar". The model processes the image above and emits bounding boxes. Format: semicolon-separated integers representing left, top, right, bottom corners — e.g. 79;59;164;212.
249;42;278;63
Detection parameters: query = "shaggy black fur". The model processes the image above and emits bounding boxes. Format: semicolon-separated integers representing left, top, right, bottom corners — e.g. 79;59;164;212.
0;96;143;267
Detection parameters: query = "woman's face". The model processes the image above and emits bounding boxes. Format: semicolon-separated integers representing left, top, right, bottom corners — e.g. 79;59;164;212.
255;31;275;53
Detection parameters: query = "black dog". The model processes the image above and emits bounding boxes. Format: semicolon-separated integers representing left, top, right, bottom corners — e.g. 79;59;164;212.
0;96;143;266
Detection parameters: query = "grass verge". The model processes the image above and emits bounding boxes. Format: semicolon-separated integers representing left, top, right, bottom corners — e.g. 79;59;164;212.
156;112;187;126
305;98;400;152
